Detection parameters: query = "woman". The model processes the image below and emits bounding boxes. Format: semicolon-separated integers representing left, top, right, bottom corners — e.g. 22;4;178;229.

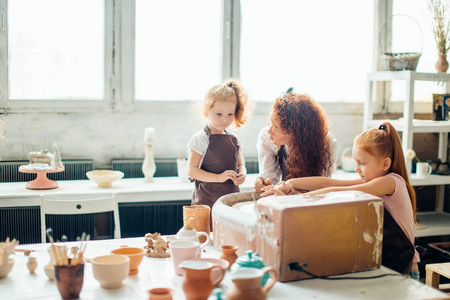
255;88;337;192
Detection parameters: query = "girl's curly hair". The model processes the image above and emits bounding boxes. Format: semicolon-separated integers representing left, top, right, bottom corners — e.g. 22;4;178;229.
203;78;249;128
273;93;333;179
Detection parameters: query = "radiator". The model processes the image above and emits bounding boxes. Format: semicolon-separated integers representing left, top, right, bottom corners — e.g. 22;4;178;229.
112;157;259;179
111;158;178;178
0;207;41;244
0;159;94;183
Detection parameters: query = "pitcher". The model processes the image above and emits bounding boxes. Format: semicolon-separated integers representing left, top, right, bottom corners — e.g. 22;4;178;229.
226;267;278;300
169;218;210;257
179;260;225;300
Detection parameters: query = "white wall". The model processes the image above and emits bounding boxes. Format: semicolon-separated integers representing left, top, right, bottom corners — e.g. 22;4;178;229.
0;102;363;169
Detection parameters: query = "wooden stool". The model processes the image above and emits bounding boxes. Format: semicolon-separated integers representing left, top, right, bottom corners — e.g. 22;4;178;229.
426;263;450;292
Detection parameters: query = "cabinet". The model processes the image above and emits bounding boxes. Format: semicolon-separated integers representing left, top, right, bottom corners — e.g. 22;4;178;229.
364;71;450;237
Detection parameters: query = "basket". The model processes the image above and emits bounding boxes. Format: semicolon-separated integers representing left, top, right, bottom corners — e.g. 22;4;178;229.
379;15;423;71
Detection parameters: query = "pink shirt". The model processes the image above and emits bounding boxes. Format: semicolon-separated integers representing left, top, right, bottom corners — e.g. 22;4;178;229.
381;173;420;263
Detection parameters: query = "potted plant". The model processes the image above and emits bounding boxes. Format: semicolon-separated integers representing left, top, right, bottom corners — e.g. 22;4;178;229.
428;0;450;72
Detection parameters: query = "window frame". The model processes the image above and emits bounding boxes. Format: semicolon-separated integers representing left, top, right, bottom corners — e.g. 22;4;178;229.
0;0;430;115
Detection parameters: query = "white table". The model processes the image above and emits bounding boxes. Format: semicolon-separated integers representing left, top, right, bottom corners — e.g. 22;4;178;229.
1;237;448;300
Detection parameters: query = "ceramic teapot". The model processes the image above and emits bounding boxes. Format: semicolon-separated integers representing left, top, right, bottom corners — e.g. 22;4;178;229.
226;267;277;300
179;260;225;300
168;219;210;257
229;250;269;285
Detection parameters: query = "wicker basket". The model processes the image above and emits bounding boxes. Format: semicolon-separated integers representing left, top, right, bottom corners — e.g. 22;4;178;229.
379;15;422;71
382;52;421;71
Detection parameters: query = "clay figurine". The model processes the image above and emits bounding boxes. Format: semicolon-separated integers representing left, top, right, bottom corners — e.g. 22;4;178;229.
144;232;170;258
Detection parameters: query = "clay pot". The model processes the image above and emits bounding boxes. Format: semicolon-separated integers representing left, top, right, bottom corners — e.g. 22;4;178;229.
436;53;449;73
183;205;211;242
148;287;173;300
226;267;278;300
27;257;38;274
220;245;238;269
54;263;84;300
180;260;225;300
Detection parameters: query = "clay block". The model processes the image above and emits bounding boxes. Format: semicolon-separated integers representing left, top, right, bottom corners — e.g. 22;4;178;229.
212;191;383;282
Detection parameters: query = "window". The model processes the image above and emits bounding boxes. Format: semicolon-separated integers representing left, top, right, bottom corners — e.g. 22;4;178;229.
134;0;222;101
8;0;104;101
239;0;374;102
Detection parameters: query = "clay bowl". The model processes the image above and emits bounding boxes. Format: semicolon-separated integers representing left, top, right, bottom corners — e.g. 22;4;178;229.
91;254;130;289
86;170;124;188
44;264;55;281
111;247;145;275
0;258;14;279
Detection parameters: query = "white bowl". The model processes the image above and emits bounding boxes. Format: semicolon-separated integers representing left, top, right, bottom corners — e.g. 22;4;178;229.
91;254;130;289
0;258;14;279
86;170;124;188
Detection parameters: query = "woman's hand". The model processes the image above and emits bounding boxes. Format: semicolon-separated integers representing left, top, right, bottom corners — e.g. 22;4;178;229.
232;173;246;185
254;176;272;193
260;181;295;197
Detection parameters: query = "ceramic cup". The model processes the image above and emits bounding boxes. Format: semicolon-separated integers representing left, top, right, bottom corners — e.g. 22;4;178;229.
169;240;199;276
111;247;146;275
54;263;84;300
148;287;174;300
416;162;432;178
91;254;130;289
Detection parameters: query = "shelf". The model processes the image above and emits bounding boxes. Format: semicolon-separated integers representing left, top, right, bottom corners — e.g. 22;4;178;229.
368;71;450;82
416;212;450;237
366;119;450;133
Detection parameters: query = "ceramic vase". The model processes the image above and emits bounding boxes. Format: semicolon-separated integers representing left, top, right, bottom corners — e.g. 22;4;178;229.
55;263;85;300
436;53;449;73
27;257;38;274
142;128;156;182
220;245;238;269
183;205;211;242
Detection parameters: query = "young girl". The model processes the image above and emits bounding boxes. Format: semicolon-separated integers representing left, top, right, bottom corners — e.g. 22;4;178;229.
187;79;249;214
261;122;420;277
255;89;337;192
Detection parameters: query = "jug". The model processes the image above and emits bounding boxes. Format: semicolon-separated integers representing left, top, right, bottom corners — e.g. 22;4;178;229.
226;267;277;300
168;218;210;257
229;250;268;285
179;260;225;300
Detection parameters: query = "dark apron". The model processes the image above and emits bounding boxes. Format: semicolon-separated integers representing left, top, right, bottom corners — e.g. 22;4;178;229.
192;126;240;214
382;208;415;275
277;145;289;180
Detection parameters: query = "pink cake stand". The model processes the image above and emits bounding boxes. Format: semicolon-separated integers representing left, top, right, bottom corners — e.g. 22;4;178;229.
18;166;65;190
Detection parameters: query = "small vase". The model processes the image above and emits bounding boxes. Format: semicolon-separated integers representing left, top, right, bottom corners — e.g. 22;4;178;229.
220;245;238;269
142;128;156;182
27;257;38;274
435;53;449;73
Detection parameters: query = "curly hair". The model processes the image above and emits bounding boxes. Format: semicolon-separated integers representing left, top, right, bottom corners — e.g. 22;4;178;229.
272;93;333;179
203;78;249;128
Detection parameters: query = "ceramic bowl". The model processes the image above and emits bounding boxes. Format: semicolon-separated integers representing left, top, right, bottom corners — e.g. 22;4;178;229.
0;258;14;279
111;247;146;275
91;254;130;289
86;170;124;188
44;264;55;281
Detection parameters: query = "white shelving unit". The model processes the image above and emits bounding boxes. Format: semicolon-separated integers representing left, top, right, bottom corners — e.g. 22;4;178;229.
364;71;450;237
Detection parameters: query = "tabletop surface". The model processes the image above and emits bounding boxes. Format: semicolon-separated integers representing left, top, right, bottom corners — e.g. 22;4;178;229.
0;237;448;300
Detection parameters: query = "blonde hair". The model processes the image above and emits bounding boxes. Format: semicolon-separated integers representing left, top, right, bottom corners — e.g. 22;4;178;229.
203;78;249;128
354;122;416;218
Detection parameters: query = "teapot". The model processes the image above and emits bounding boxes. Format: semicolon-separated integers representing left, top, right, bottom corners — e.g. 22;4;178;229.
229;250;268;285
168;218;210;257
226;267;277;300
179;260;225;300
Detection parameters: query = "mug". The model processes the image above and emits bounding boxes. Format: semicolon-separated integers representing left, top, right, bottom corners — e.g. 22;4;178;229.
169;240;199;276
416;162;432;178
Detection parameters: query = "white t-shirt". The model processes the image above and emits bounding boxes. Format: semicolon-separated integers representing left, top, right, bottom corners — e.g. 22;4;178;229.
256;126;338;184
187;128;242;167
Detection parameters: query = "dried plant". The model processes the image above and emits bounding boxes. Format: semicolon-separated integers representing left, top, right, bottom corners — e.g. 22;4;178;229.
428;0;450;54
